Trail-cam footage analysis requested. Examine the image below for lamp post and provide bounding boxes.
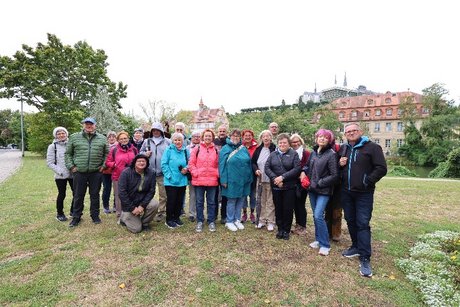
[20,91,24,157]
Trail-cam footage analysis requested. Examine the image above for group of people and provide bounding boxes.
[46,117,387,277]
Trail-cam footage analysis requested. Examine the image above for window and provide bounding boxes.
[374,138,380,144]
[339,112,345,119]
[385,98,392,104]
[385,122,392,132]
[422,107,430,114]
[364,109,370,117]
[367,99,374,105]
[351,110,357,117]
[385,139,391,148]
[397,108,403,116]
[397,122,403,132]
[386,108,393,116]
[397,139,403,147]
[375,109,382,116]
[374,123,380,132]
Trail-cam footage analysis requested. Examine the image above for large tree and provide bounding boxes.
[0,33,127,114]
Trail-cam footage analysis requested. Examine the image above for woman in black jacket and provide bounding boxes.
[265,133,301,240]
[305,129,339,255]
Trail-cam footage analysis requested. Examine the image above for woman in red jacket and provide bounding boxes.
[105,131,138,221]
[241,129,258,223]
[188,129,220,233]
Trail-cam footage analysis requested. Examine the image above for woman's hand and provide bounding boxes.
[255,170,262,177]
[273,175,283,186]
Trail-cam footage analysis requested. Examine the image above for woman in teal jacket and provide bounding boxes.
[218,129,253,232]
[161,133,190,229]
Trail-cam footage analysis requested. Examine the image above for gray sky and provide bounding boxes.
[1,0,458,117]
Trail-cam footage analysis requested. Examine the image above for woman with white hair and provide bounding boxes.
[161,132,190,228]
[46,126,73,221]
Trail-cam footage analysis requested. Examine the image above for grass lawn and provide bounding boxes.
[1,153,459,306]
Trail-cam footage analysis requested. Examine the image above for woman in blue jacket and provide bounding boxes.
[161,133,190,229]
[218,129,253,232]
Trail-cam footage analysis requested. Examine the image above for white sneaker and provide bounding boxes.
[267,223,275,231]
[309,241,319,249]
[319,247,331,256]
[256,222,265,229]
[234,220,245,230]
[225,222,238,232]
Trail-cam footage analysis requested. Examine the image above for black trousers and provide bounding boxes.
[214,186,227,221]
[55,178,74,215]
[165,186,186,222]
[294,188,308,227]
[72,171,102,219]
[272,188,296,233]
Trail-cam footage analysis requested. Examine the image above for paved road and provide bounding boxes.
[0,150,23,184]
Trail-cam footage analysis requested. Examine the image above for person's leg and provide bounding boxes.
[88,172,103,220]
[189,184,196,220]
[341,189,358,248]
[101,174,112,211]
[249,185,257,223]
[142,199,160,227]
[226,198,236,223]
[165,186,176,223]
[265,184,276,226]
[195,186,206,223]
[174,186,186,222]
[205,186,217,224]
[311,194,331,248]
[67,178,74,214]
[355,192,374,259]
[156,176,167,217]
[55,179,67,216]
[71,172,88,220]
[221,196,227,221]
[113,180,122,217]
[272,189,283,230]
[120,211,142,233]
[235,197,245,222]
[281,189,296,235]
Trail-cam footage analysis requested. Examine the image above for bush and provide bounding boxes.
[387,165,418,177]
[429,148,460,178]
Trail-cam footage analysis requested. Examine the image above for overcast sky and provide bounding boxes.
[1,0,458,117]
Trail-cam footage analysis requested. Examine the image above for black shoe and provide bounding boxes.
[92,216,102,224]
[282,231,290,240]
[56,214,68,222]
[342,246,360,258]
[188,216,196,222]
[165,220,178,229]
[175,219,184,227]
[220,218,227,225]
[276,230,283,239]
[69,218,80,227]
[142,225,152,232]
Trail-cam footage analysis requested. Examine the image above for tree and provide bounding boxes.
[88,87,122,134]
[140,99,176,123]
[0,34,127,114]
[0,109,22,147]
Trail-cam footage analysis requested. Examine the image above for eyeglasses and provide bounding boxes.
[192,135,200,138]
[269,126,278,129]
[176,129,183,132]
[345,129,360,134]
[291,141,300,144]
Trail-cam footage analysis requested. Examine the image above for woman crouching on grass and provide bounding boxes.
[161,132,190,229]
[305,129,339,256]
[265,133,301,240]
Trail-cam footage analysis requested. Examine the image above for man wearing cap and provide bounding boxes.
[65,117,109,227]
[140,122,171,221]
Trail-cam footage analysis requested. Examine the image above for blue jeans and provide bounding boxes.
[226,197,245,223]
[101,174,113,209]
[309,192,331,248]
[195,186,217,223]
[243,185,256,210]
[341,189,374,258]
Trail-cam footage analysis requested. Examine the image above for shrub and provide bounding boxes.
[387,165,418,177]
[429,148,460,178]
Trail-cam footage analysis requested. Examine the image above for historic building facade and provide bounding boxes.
[328,91,429,155]
[189,98,229,131]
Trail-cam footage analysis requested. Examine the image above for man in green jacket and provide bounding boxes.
[65,117,109,227]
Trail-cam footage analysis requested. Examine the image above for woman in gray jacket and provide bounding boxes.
[46,127,73,221]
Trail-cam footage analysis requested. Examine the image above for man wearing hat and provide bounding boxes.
[65,117,109,227]
[140,122,171,221]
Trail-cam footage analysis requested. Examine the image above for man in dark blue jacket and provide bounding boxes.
[339,123,387,278]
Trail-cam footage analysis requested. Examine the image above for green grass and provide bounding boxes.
[1,154,460,306]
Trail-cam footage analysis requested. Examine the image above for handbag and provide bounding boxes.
[183,150,192,181]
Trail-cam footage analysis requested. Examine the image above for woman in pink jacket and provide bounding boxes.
[188,129,219,233]
[105,131,138,220]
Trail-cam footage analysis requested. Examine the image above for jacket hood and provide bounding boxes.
[150,122,165,137]
[53,127,69,140]
[130,153,150,169]
[226,137,242,147]
[350,136,370,149]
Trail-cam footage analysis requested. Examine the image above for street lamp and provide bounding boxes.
[20,90,24,157]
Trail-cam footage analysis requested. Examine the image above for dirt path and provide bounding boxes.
[0,150,23,184]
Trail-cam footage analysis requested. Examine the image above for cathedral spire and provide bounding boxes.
[343,71,347,87]
[314,82,317,93]
[334,74,337,86]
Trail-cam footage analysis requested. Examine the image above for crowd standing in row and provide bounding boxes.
[46,118,386,278]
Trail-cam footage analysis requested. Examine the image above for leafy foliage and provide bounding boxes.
[88,87,122,134]
[387,166,418,177]
[429,148,460,178]
[0,109,22,147]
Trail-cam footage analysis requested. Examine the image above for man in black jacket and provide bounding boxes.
[339,123,387,278]
[119,154,159,233]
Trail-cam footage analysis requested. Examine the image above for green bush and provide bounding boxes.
[429,148,460,178]
[387,165,418,177]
